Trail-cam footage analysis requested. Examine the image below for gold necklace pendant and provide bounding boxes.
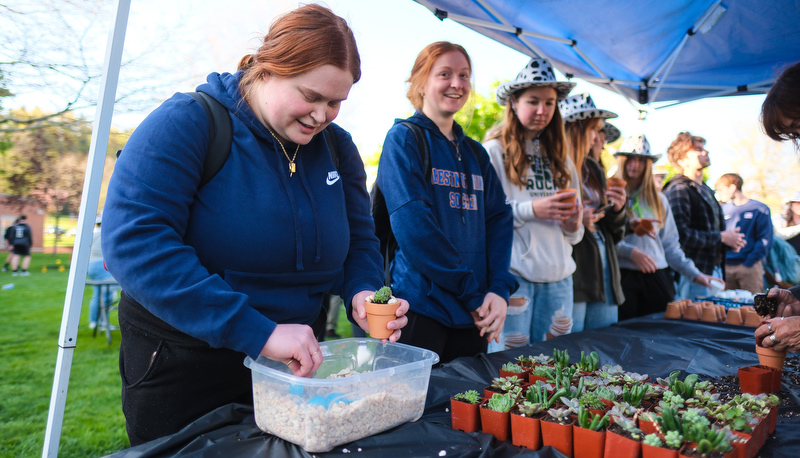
[267,128,300,177]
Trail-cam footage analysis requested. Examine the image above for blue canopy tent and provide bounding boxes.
[414,0,800,111]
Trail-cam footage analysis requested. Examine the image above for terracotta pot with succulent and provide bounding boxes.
[528,364,554,385]
[479,393,515,441]
[499,361,530,380]
[540,406,576,457]
[450,389,482,433]
[593,386,618,410]
[642,432,682,458]
[364,286,399,339]
[511,401,545,450]
[573,406,610,458]
[579,390,608,417]
[638,411,661,435]
[576,351,601,375]
[604,416,643,458]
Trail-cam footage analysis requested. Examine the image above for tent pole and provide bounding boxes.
[41,0,131,456]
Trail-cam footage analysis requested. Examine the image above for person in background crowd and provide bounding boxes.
[376,41,516,363]
[3,217,19,272]
[561,93,627,332]
[102,5,408,445]
[86,214,120,330]
[614,135,715,320]
[9,215,32,276]
[776,191,800,256]
[662,132,745,300]
[484,58,582,346]
[714,173,773,294]
[755,61,800,351]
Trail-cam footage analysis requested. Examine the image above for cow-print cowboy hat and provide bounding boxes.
[559,93,618,123]
[614,134,662,162]
[601,122,621,143]
[496,58,576,106]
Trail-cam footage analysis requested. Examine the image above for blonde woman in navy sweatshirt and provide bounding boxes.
[375,42,516,363]
[102,5,408,445]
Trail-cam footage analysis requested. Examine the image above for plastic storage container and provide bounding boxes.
[244,338,439,452]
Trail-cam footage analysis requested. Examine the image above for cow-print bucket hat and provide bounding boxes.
[613,134,662,162]
[559,93,618,122]
[496,58,576,106]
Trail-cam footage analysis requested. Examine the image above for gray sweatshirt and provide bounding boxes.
[616,191,701,281]
[484,137,584,283]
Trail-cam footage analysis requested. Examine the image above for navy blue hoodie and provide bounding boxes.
[102,72,383,358]
[376,112,517,328]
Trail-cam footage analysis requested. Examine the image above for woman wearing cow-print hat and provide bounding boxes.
[484,57,584,347]
[561,93,628,333]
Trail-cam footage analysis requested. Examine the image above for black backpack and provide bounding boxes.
[117,91,340,188]
[370,121,484,286]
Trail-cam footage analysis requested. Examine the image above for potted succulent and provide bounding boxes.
[579,390,607,417]
[364,286,399,339]
[604,415,643,458]
[484,375,525,400]
[450,389,482,433]
[540,406,576,457]
[593,385,619,409]
[642,432,682,458]
[510,401,545,450]
[499,361,530,379]
[529,364,554,384]
[679,424,732,458]
[576,350,601,373]
[479,393,514,441]
[553,348,570,367]
[573,406,609,458]
[638,410,661,435]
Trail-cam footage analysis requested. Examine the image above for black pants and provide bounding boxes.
[618,268,676,321]
[397,310,486,364]
[118,292,325,445]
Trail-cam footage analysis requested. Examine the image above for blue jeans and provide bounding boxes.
[87,260,118,324]
[676,265,723,301]
[488,274,574,352]
[573,231,619,332]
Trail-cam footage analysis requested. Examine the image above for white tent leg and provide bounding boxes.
[42,0,131,456]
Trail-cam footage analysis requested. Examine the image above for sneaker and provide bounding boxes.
[1,266,7,272]
[20,271,30,276]
[12,271,19,276]
[97,324,118,331]
[89,322,97,330]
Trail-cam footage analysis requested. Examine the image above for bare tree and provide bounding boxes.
[0,0,186,133]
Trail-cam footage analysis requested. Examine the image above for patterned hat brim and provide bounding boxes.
[602,123,621,143]
[613,151,663,162]
[496,81,577,106]
[563,108,618,122]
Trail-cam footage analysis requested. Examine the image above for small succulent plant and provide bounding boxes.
[516,401,544,417]
[501,362,524,373]
[486,393,515,413]
[643,433,663,447]
[371,286,393,304]
[546,407,574,424]
[453,389,481,405]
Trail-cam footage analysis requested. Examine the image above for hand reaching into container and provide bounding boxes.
[261,324,324,377]
[351,289,409,343]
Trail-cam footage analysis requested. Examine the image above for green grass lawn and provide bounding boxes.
[0,251,356,457]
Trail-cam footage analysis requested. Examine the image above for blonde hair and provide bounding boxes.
[565,118,603,198]
[485,89,571,190]
[617,155,665,222]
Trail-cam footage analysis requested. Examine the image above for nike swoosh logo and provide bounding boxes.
[326,175,340,185]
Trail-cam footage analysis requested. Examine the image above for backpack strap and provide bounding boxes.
[398,121,431,179]
[186,91,232,188]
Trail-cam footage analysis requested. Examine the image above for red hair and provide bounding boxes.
[237,4,360,97]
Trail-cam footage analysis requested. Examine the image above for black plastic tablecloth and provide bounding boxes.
[106,315,800,457]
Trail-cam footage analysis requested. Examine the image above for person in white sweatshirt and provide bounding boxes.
[483,58,583,347]
[613,135,716,319]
